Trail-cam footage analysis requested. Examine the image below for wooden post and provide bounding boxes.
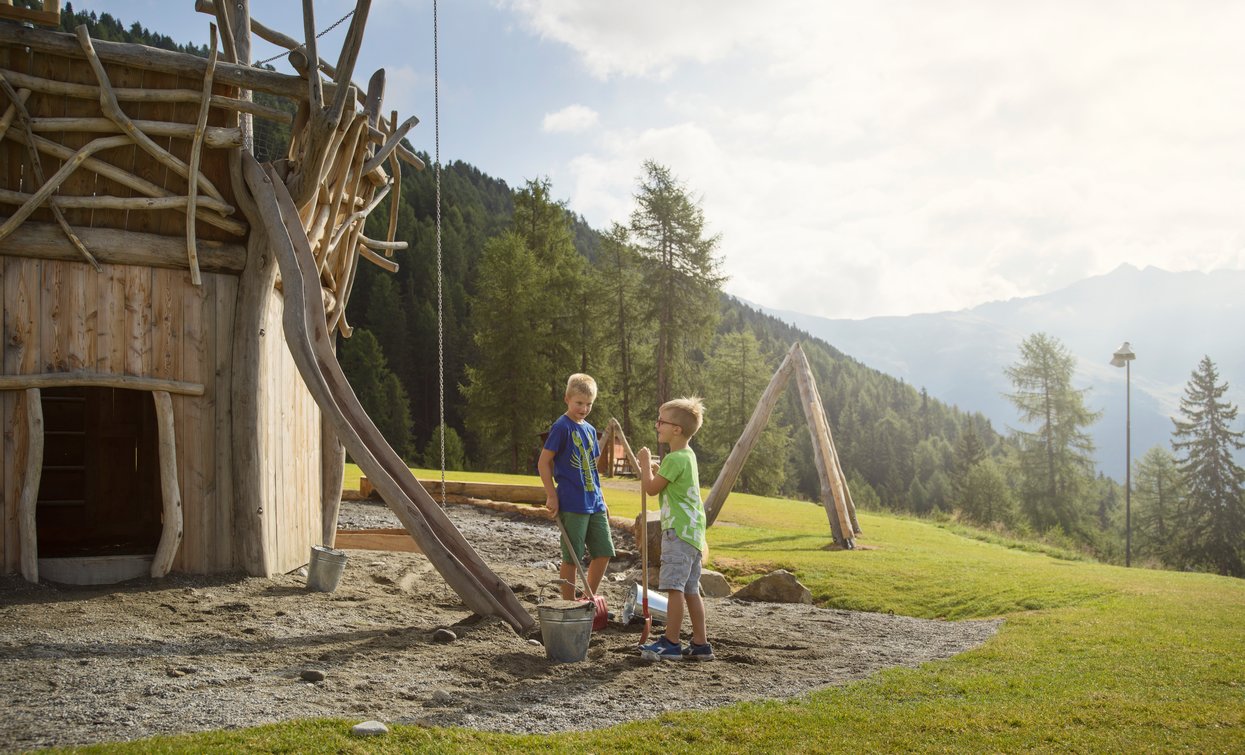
[17,389,43,583]
[230,0,253,151]
[150,391,184,577]
[229,146,276,577]
[703,343,798,527]
[321,413,345,547]
[792,343,856,547]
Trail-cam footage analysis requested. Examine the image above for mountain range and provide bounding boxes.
[758,264,1245,480]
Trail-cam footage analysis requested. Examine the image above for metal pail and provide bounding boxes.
[620,582,668,625]
[306,545,349,592]
[538,599,595,662]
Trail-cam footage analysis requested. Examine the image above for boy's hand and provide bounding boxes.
[638,447,650,466]
[545,494,559,514]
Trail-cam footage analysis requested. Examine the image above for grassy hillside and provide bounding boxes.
[91,469,1244,752]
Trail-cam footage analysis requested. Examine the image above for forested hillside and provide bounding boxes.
[69,6,1245,579]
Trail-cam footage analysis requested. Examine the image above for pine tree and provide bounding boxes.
[339,329,413,460]
[591,223,650,441]
[1170,356,1245,576]
[1005,333,1100,535]
[1131,446,1184,564]
[461,233,547,473]
[700,330,789,495]
[629,161,725,408]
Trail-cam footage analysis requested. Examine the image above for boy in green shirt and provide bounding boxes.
[638,396,713,661]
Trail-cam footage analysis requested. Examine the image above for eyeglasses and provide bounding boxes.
[655,418,679,428]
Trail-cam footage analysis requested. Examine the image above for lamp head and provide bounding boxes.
[1110,342,1135,368]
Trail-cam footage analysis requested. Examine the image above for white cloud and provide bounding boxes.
[542,104,599,133]
[510,1,1245,317]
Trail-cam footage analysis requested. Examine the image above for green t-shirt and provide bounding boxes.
[657,447,707,552]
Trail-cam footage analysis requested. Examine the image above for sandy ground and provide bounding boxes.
[0,499,1000,751]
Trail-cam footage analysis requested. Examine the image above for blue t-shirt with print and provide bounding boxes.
[543,414,605,514]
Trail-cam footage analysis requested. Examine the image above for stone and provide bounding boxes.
[698,569,732,598]
[300,669,327,682]
[730,569,813,604]
[431,689,454,705]
[432,628,457,643]
[351,720,388,737]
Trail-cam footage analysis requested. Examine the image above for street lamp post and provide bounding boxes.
[1110,342,1136,567]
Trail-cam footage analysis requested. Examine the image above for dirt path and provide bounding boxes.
[0,501,999,750]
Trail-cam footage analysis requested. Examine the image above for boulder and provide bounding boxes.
[698,569,732,598]
[730,569,812,604]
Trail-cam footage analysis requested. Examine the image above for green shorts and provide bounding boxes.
[558,511,616,564]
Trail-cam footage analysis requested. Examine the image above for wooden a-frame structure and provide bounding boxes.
[598,342,860,548]
[703,342,860,548]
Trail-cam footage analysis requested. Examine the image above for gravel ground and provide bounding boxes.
[0,500,1000,751]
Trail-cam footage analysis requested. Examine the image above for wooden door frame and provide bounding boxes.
[3,372,202,582]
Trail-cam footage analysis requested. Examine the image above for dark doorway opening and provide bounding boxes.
[36,387,162,558]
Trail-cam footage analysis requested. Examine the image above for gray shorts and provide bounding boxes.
[657,529,702,595]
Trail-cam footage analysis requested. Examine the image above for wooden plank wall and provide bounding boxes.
[259,289,323,574]
[0,256,248,575]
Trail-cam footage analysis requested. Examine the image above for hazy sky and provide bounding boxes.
[77,0,1245,319]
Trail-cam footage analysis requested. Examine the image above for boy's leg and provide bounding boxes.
[587,557,609,595]
[583,511,616,595]
[664,588,685,644]
[685,592,707,646]
[558,512,590,600]
[558,563,578,600]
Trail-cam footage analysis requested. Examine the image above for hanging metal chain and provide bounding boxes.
[434,0,447,507]
[254,8,356,67]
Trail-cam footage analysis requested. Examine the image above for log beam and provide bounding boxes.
[17,389,43,583]
[150,391,184,577]
[0,222,246,274]
[0,372,205,396]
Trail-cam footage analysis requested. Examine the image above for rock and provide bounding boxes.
[432,628,457,643]
[730,569,812,604]
[300,669,327,682]
[431,689,454,705]
[351,720,388,737]
[527,638,542,647]
[699,569,732,598]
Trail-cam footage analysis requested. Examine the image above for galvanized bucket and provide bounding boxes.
[620,582,668,626]
[538,593,594,663]
[306,545,349,592]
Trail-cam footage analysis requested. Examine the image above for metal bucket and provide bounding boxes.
[538,598,595,663]
[620,582,668,626]
[306,545,349,592]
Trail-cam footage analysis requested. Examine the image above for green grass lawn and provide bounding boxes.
[70,468,1245,753]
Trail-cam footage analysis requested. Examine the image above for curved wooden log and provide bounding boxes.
[27,118,242,147]
[0,372,204,396]
[0,85,30,142]
[6,128,245,234]
[0,134,131,246]
[77,26,226,204]
[0,68,292,124]
[0,72,99,270]
[362,114,418,176]
[150,391,184,577]
[18,389,44,583]
[185,24,220,286]
[704,343,798,527]
[243,155,534,633]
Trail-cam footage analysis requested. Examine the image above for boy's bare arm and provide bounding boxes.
[537,449,559,513]
[637,447,669,496]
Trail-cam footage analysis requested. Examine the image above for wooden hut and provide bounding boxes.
[0,2,533,632]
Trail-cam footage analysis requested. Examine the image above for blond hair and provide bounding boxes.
[565,373,598,400]
[661,396,705,438]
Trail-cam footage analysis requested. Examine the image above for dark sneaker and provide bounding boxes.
[639,636,682,661]
[682,642,715,661]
